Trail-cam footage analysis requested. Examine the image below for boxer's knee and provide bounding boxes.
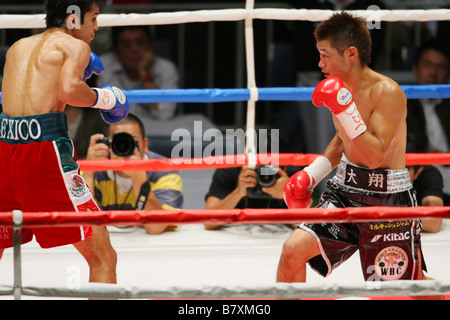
[280,228,318,268]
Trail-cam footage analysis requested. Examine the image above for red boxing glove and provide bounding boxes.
[312,77,366,139]
[283,170,313,209]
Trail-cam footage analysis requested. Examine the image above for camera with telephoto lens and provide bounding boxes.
[96,132,138,157]
[255,165,280,187]
[247,165,280,199]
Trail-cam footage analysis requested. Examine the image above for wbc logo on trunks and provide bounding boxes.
[375,246,408,281]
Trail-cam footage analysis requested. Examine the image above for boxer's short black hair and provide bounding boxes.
[45,0,102,29]
[315,11,372,66]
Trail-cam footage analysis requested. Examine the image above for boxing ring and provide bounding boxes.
[2,2,450,300]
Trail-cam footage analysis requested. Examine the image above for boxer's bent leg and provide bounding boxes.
[278,190,360,281]
[9,137,117,283]
[73,224,117,284]
[50,138,117,283]
[277,228,321,282]
[56,140,117,283]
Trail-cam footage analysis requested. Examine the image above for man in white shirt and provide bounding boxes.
[97,25,216,141]
[97,26,179,131]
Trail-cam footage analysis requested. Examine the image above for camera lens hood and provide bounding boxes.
[111,132,137,157]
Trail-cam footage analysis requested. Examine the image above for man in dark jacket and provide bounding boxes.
[406,39,450,205]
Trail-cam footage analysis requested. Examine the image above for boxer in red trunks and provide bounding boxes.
[277,12,430,283]
[0,0,129,284]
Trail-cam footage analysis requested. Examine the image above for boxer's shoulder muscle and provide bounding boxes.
[369,73,406,109]
[2,31,90,116]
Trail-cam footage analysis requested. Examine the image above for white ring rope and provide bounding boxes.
[1,9,450,29]
[1,280,449,299]
[244,0,257,157]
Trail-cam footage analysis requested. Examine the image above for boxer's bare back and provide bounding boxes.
[1,4,99,117]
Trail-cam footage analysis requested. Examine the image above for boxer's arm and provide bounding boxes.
[57,42,97,107]
[351,82,406,168]
[323,134,345,169]
[283,134,341,209]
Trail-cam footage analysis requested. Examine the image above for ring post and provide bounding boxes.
[12,210,23,300]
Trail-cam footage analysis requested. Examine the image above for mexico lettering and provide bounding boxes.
[0,118,42,141]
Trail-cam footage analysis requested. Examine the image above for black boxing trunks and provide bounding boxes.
[0,112,97,249]
[297,155,425,281]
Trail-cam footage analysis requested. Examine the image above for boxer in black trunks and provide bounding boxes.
[300,156,424,281]
[277,12,429,283]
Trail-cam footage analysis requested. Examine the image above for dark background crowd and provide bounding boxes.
[1,0,449,131]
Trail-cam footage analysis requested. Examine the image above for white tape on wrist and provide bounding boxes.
[336,102,367,139]
[91,88,116,110]
[303,156,332,190]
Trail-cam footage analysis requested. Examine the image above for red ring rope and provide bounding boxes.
[1,206,449,228]
[78,153,450,171]
[2,152,448,228]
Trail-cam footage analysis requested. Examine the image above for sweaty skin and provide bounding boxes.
[277,37,416,284]
[317,39,407,171]
[1,6,99,116]
[0,3,118,284]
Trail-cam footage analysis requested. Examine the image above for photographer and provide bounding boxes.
[83,114,183,235]
[203,165,299,230]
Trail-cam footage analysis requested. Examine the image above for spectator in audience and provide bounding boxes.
[406,38,450,205]
[409,164,444,233]
[407,137,444,233]
[97,26,179,134]
[203,165,301,230]
[84,113,183,235]
[97,25,217,141]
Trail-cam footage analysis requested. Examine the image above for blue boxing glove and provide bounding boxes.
[91,86,129,124]
[83,52,104,81]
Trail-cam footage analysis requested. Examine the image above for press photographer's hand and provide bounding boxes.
[237,166,257,198]
[261,168,289,199]
[86,133,110,160]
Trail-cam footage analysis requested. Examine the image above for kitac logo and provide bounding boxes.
[370,231,410,243]
[375,246,408,281]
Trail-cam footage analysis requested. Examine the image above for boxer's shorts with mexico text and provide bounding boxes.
[0,112,96,249]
